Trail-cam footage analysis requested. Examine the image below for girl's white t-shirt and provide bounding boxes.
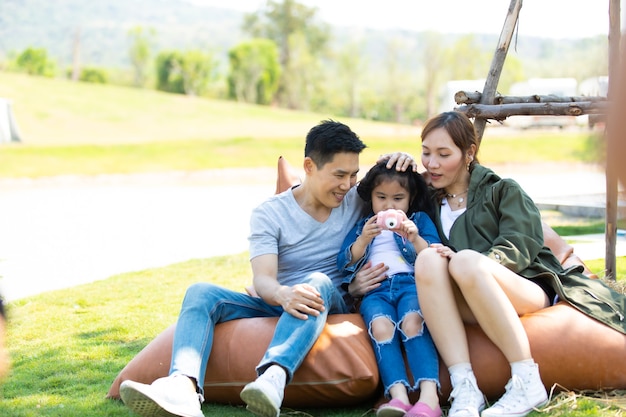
[368,230,413,276]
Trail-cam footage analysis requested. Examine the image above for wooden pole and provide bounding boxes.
[474,0,523,143]
[605,0,621,279]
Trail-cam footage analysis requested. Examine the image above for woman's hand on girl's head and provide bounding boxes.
[378,152,418,172]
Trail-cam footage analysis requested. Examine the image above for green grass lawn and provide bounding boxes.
[0,254,378,417]
[1,251,624,417]
[0,130,601,179]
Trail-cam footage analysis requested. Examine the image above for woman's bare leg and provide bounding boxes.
[414,247,469,367]
[447,249,549,362]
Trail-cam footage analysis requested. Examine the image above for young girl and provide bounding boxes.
[338,159,442,417]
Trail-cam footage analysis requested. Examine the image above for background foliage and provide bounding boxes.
[0,0,608,123]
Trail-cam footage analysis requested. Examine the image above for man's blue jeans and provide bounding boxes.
[358,273,439,397]
[169,272,350,395]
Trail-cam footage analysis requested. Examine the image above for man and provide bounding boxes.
[119,120,413,417]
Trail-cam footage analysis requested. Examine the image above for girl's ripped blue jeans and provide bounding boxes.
[168,272,349,396]
[359,272,439,397]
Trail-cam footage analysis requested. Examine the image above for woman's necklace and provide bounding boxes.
[446,189,468,208]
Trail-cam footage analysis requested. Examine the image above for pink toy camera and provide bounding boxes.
[376,209,407,230]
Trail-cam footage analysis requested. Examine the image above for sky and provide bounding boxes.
[185,0,624,39]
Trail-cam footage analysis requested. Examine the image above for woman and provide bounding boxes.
[413,111,626,417]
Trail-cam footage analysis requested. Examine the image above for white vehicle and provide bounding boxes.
[578,76,609,97]
[578,76,609,128]
[505,78,581,129]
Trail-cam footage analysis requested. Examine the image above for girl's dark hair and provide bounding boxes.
[357,159,434,218]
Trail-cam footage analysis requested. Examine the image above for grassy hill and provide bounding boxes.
[0,71,420,177]
[1,72,423,145]
[0,71,600,178]
[0,72,424,176]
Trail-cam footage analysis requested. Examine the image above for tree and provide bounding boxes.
[383,38,415,124]
[228,39,281,105]
[156,51,185,94]
[15,47,55,77]
[243,0,329,109]
[79,67,108,84]
[128,26,156,88]
[155,50,218,96]
[443,35,492,81]
[336,40,367,118]
[179,50,218,96]
[421,32,445,118]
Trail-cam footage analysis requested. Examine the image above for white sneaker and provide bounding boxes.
[119,375,204,417]
[481,371,548,417]
[448,374,486,417]
[240,373,284,417]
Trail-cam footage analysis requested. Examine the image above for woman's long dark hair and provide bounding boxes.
[357,159,435,220]
[421,111,480,204]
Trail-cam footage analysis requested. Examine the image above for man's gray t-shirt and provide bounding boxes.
[249,186,365,295]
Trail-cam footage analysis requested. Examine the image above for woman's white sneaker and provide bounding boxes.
[481,371,548,417]
[448,374,486,417]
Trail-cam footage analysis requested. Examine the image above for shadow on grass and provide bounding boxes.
[0,324,156,416]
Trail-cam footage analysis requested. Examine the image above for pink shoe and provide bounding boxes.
[376,398,413,417]
[405,402,442,417]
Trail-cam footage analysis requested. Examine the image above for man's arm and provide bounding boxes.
[251,254,326,320]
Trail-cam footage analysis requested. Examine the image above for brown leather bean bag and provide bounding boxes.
[433,301,626,402]
[108,156,626,407]
[107,314,380,407]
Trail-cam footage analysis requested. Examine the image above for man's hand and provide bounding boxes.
[348,261,388,299]
[276,283,325,320]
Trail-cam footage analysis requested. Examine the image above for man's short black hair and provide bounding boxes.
[305,120,366,168]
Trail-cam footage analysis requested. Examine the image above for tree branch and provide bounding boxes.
[455,90,608,105]
[457,101,609,120]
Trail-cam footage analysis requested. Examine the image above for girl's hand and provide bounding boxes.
[359,215,381,245]
[430,243,455,258]
[398,219,418,243]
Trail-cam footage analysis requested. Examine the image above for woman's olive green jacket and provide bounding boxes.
[432,164,625,334]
